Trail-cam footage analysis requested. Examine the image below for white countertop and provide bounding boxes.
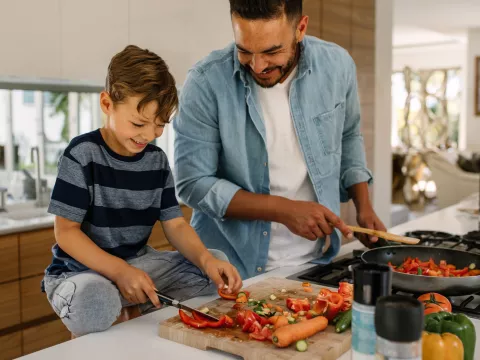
[0,202,53,236]
[17,197,480,360]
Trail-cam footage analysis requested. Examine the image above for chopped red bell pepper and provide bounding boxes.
[179,309,208,328]
[317,288,344,321]
[338,282,353,311]
[261,326,273,341]
[241,311,258,332]
[224,315,234,328]
[286,298,311,313]
[248,320,262,334]
[218,288,250,301]
[249,327,266,341]
[450,267,469,276]
[192,312,228,328]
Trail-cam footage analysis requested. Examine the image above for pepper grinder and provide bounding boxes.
[351,263,392,360]
[375,295,424,359]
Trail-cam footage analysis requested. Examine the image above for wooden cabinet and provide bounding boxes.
[0,331,22,360]
[0,281,21,330]
[0,234,19,283]
[21,275,55,322]
[19,228,56,278]
[22,319,71,356]
[0,204,193,357]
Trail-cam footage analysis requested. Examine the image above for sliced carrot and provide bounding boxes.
[302,282,311,287]
[272,316,328,348]
[266,303,273,309]
[292,313,299,319]
[303,287,313,293]
[269,315,289,329]
[275,306,283,313]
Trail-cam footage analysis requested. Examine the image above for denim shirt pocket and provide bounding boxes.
[312,102,345,156]
[309,102,345,177]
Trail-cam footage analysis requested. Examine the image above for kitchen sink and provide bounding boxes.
[1,207,51,221]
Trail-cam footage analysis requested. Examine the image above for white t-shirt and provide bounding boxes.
[255,67,324,271]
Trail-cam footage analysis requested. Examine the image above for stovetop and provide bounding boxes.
[287,230,480,319]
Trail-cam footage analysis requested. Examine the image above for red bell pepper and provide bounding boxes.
[286,298,311,313]
[338,282,353,311]
[192,312,232,328]
[248,325,273,341]
[179,309,208,328]
[218,288,250,301]
[450,267,469,277]
[181,310,234,329]
[316,288,344,321]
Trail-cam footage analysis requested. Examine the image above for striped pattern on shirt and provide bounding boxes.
[45,129,182,276]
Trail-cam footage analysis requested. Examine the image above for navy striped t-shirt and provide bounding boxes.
[45,129,183,276]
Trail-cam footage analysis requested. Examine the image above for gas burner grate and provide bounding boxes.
[463,231,480,245]
[404,230,457,243]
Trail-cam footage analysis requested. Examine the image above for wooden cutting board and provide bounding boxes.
[158,277,351,360]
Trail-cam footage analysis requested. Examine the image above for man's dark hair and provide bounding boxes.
[229,0,302,21]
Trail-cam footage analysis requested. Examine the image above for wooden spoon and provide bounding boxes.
[347,225,420,245]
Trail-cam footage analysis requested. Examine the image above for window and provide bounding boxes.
[22,91,35,105]
[0,90,7,170]
[0,86,103,202]
[391,67,461,149]
[0,84,177,203]
[44,91,69,175]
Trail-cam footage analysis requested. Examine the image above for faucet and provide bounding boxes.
[31,147,49,207]
[0,187,7,212]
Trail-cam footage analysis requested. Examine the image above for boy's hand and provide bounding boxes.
[201,256,243,294]
[112,264,161,308]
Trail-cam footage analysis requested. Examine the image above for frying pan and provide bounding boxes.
[361,246,480,296]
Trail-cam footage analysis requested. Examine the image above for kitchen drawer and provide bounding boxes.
[23,319,70,356]
[0,331,22,360]
[0,234,19,283]
[21,275,54,322]
[0,281,21,330]
[19,228,55,278]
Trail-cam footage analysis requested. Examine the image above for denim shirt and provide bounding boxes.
[173,35,373,279]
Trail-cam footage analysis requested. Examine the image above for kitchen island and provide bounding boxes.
[17,197,480,360]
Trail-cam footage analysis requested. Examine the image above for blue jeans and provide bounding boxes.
[43,246,228,336]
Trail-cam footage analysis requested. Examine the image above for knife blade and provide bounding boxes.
[155,291,220,322]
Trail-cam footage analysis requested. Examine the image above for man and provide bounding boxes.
[173,0,386,279]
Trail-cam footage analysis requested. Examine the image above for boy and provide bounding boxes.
[42,45,242,337]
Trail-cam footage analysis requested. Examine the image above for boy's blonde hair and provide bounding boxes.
[106,45,178,123]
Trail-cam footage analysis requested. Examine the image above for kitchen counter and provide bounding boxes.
[0,202,53,236]
[17,197,480,360]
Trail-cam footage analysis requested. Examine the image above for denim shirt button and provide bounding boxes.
[257,267,263,272]
[263,231,268,236]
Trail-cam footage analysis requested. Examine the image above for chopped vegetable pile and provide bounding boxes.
[177,281,355,351]
[388,257,480,277]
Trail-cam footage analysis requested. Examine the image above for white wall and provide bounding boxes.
[393,43,466,71]
[374,0,393,228]
[465,28,480,152]
[0,0,233,86]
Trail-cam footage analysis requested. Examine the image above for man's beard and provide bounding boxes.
[245,42,299,89]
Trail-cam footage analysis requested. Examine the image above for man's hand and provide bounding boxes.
[355,207,387,248]
[280,200,353,241]
[111,263,161,308]
[200,255,243,294]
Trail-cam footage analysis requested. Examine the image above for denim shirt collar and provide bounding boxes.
[232,38,312,85]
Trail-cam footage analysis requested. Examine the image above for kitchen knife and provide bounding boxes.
[155,291,220,322]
